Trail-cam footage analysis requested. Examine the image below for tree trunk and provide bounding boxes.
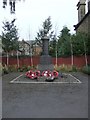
[71,43,73,66]
[17,50,19,68]
[55,45,57,67]
[6,52,9,66]
[30,48,33,66]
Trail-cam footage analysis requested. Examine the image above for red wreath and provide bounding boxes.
[35,70,41,78]
[42,70,52,77]
[25,70,32,78]
[29,71,36,79]
[25,70,36,79]
[25,70,59,79]
[52,70,59,78]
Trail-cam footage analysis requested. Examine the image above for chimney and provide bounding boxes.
[88,0,90,11]
[77,0,86,22]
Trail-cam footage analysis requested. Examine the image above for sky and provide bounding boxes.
[0,0,88,40]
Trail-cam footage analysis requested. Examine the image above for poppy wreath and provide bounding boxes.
[42,70,52,77]
[35,70,41,78]
[26,70,36,79]
[25,70,32,78]
[52,70,59,78]
[29,71,36,79]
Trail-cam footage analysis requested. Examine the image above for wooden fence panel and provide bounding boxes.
[1,55,90,67]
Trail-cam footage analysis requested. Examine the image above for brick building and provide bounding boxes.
[0,39,2,57]
[19,40,42,56]
[74,0,90,34]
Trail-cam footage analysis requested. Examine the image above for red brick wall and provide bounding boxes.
[1,55,90,68]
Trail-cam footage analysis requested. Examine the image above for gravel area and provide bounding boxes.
[10,72,81,83]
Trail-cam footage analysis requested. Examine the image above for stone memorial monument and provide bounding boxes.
[38,29,54,71]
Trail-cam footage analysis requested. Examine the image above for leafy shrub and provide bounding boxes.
[17,67,23,72]
[0,63,2,71]
[54,64,78,72]
[0,63,3,75]
[72,65,77,72]
[32,65,37,69]
[82,65,90,75]
[8,65,18,72]
[17,65,37,72]
[22,65,28,71]
[2,64,9,74]
[59,64,67,71]
[27,66,32,71]
[17,66,27,72]
[64,65,72,72]
[54,64,61,72]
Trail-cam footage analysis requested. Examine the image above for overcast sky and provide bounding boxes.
[0,0,88,40]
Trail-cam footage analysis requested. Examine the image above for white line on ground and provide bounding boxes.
[10,74,24,83]
[10,81,81,84]
[69,74,82,83]
[10,73,82,84]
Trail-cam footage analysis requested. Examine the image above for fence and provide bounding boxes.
[1,55,90,68]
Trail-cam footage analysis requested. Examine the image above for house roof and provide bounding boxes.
[74,10,90,30]
[26,40,35,45]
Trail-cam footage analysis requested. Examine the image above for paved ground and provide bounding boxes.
[2,72,88,118]
[0,76,2,119]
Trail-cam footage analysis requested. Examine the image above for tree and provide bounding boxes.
[49,35,57,57]
[35,16,54,47]
[1,19,19,65]
[57,26,71,57]
[71,32,89,66]
[71,32,88,55]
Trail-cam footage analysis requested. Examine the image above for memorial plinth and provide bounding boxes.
[38,32,54,71]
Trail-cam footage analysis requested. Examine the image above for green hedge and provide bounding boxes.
[82,65,90,75]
